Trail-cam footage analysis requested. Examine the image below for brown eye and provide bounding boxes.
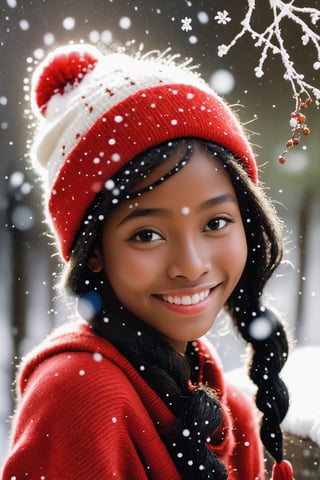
[204,217,231,232]
[131,229,162,243]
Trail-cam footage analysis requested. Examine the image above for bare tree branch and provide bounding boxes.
[217,1,319,162]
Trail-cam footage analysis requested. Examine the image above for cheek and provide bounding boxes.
[104,247,163,294]
[217,227,247,279]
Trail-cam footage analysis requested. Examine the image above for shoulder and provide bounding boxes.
[13,348,150,452]
[18,321,127,391]
[16,320,174,430]
[6,334,173,480]
[16,320,145,413]
[31,349,130,388]
[22,344,141,410]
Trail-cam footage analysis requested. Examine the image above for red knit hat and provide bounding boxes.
[31,44,257,261]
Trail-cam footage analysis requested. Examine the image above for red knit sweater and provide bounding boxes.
[1,320,265,479]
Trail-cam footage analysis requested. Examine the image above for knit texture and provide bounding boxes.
[1,321,265,479]
[30,45,258,260]
[272,460,294,480]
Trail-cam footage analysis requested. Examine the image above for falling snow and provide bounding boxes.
[93,352,103,362]
[188,35,198,45]
[62,17,76,31]
[44,32,55,45]
[214,10,231,26]
[248,316,273,341]
[209,69,235,95]
[1,1,320,474]
[181,206,190,215]
[19,19,30,31]
[119,16,132,30]
[181,17,192,32]
[197,11,209,25]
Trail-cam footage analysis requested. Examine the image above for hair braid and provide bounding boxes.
[92,306,228,479]
[230,304,289,464]
[212,148,290,465]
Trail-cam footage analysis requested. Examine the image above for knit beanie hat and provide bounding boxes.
[30,43,258,261]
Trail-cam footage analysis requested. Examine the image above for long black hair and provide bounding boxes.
[64,138,289,478]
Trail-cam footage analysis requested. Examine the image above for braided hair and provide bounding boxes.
[64,138,289,477]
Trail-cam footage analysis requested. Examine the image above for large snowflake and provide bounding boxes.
[214,10,231,25]
[181,17,192,32]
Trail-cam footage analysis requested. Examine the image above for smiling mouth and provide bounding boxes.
[159,289,212,306]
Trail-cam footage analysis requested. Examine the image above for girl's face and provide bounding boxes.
[90,144,247,352]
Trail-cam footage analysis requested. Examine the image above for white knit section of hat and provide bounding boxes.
[31,53,213,191]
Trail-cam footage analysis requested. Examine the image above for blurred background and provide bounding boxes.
[0,0,319,473]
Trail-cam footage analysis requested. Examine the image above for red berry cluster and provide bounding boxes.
[278,94,313,164]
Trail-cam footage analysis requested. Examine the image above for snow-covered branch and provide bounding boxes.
[217,0,320,162]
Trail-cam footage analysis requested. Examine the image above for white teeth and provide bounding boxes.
[162,290,210,305]
[192,294,200,304]
[182,296,192,305]
[173,296,181,305]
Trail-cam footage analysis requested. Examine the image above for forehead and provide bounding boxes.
[109,144,236,216]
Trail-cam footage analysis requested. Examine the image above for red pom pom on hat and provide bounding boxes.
[272,460,294,480]
[34,46,100,116]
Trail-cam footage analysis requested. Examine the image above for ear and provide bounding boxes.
[87,247,103,273]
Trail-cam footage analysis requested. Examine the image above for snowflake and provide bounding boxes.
[181,17,192,32]
[214,10,231,26]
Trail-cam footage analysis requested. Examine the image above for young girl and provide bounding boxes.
[1,44,294,479]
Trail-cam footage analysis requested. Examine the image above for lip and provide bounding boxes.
[154,284,220,315]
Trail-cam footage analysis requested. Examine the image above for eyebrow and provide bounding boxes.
[118,193,236,226]
[199,193,236,211]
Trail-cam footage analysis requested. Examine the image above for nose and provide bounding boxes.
[167,236,211,281]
